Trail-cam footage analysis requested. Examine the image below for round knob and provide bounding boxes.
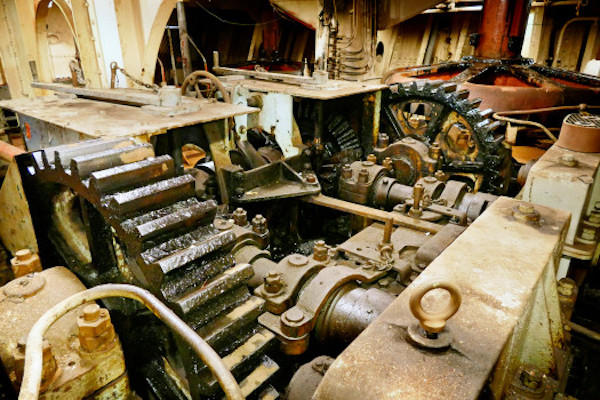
[409,280,462,334]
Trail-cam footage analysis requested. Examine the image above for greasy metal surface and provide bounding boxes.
[314,197,569,400]
[0,96,257,140]
[0,158,38,254]
[0,267,128,399]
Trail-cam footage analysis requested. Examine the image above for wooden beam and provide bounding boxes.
[71,0,104,87]
[114,0,145,81]
[140,0,177,85]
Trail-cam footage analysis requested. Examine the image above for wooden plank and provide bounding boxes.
[71,0,104,87]
[233,78,386,100]
[581,22,600,73]
[0,96,257,140]
[417,15,434,65]
[0,159,38,254]
[114,0,145,80]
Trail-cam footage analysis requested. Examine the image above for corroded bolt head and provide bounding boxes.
[377,133,389,148]
[252,215,267,234]
[264,271,284,293]
[341,164,353,179]
[284,308,304,323]
[305,173,317,184]
[557,278,576,297]
[434,170,446,181]
[15,249,32,261]
[429,142,441,159]
[383,157,393,170]
[313,240,328,261]
[358,168,369,183]
[83,304,101,322]
[232,208,248,226]
[520,366,543,390]
[518,203,535,215]
[559,153,576,167]
[214,218,234,231]
[366,154,377,163]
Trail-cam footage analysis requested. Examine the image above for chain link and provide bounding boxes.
[110,62,160,91]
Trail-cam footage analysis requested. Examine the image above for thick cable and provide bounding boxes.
[19,284,243,400]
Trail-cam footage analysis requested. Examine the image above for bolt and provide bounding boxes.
[383,157,393,171]
[557,278,576,297]
[252,215,268,235]
[581,227,595,241]
[288,254,308,266]
[313,240,329,261]
[305,173,317,184]
[341,164,353,179]
[232,208,248,226]
[15,337,57,385]
[434,170,446,181]
[358,168,369,183]
[424,176,437,184]
[83,304,101,322]
[429,142,441,159]
[10,249,42,278]
[366,154,377,163]
[377,133,389,148]
[15,249,31,261]
[284,308,304,323]
[264,271,284,294]
[383,216,394,244]
[413,184,424,209]
[518,203,535,215]
[520,365,543,391]
[214,218,234,230]
[559,153,577,167]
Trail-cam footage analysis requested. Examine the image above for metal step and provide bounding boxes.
[107,175,196,216]
[71,143,154,177]
[52,138,135,167]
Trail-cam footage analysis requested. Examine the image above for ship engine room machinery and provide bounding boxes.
[0,0,599,399]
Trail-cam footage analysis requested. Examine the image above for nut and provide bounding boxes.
[14,337,58,386]
[341,164,353,179]
[214,218,234,231]
[288,254,308,267]
[382,157,393,171]
[519,365,543,390]
[10,249,42,278]
[559,153,577,167]
[513,203,540,222]
[264,271,284,294]
[78,305,116,352]
[305,173,318,184]
[313,240,329,262]
[232,208,248,226]
[429,142,441,159]
[358,168,369,183]
[284,308,304,323]
[580,227,596,241]
[366,154,377,163]
[557,278,576,297]
[252,215,268,235]
[377,133,389,148]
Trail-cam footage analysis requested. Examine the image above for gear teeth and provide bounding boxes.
[140,224,236,275]
[440,82,458,93]
[479,108,494,119]
[107,174,196,216]
[90,155,175,195]
[123,199,217,242]
[454,89,470,100]
[53,138,135,167]
[71,143,154,178]
[468,98,482,109]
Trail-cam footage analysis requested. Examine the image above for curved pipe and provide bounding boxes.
[553,17,599,68]
[19,284,243,400]
[181,70,231,103]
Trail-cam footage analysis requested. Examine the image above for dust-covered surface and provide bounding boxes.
[314,197,570,400]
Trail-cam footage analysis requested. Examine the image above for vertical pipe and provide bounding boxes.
[474,0,532,59]
[177,1,192,79]
[167,28,179,86]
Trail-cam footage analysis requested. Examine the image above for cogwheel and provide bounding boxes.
[382,80,511,194]
[21,139,278,399]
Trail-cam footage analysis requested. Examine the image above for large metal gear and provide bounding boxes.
[382,81,512,194]
[20,139,279,399]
